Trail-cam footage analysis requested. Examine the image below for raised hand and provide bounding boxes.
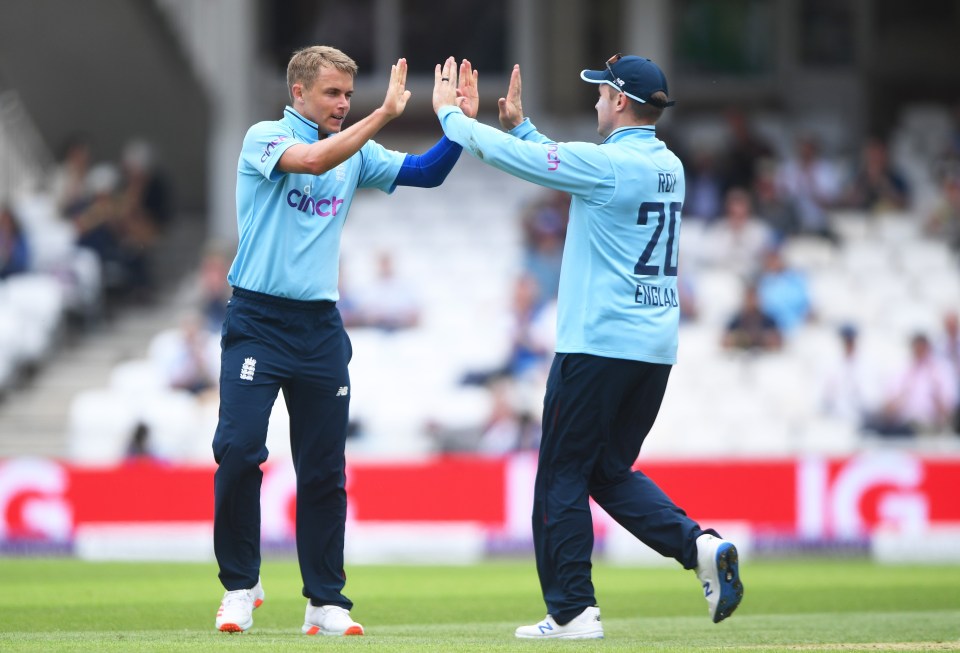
[382,58,412,119]
[498,64,524,130]
[432,56,459,114]
[456,59,480,118]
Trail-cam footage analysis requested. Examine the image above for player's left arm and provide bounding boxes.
[393,137,462,188]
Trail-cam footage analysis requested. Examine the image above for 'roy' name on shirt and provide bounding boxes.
[657,172,677,193]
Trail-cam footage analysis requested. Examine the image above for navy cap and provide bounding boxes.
[580,54,675,107]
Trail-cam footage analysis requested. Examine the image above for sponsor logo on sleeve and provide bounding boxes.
[546,144,560,171]
[260,136,290,162]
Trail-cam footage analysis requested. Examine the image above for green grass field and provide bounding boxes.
[1,557,958,652]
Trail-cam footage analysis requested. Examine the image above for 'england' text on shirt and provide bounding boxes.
[635,283,679,307]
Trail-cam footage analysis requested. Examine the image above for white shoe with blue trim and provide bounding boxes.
[514,606,603,639]
[695,533,743,623]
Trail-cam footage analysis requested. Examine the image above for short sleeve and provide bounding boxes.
[239,121,299,182]
[357,140,405,192]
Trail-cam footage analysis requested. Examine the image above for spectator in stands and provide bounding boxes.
[425,377,541,455]
[721,282,783,352]
[352,250,421,332]
[842,135,910,213]
[104,139,173,302]
[683,148,725,222]
[777,134,843,243]
[698,187,774,279]
[864,332,958,437]
[719,108,774,195]
[158,312,219,399]
[124,421,161,464]
[755,245,812,335]
[935,310,960,434]
[752,157,798,240]
[71,163,152,303]
[818,324,881,429]
[71,163,124,269]
[335,258,364,329]
[0,204,30,278]
[49,133,93,219]
[942,100,960,169]
[677,264,699,324]
[923,168,960,254]
[118,138,173,244]
[462,274,553,386]
[196,243,232,333]
[521,190,567,302]
[476,378,541,455]
[500,274,553,381]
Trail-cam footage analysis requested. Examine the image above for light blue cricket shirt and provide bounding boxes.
[438,107,685,364]
[229,106,404,301]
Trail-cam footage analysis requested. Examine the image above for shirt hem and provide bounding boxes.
[555,346,676,365]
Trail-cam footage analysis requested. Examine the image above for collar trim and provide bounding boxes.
[603,125,655,144]
[284,106,326,140]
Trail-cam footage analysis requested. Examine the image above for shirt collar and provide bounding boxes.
[602,125,656,144]
[282,106,328,143]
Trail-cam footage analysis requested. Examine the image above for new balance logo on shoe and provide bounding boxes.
[515,607,603,639]
[695,533,743,624]
[336,386,349,397]
[240,357,257,381]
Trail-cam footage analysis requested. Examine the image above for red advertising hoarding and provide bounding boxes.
[1,452,958,552]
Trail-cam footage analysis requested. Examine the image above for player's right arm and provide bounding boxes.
[433,59,610,198]
[438,106,612,199]
[278,59,412,176]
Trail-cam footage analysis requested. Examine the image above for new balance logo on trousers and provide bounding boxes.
[336,386,349,397]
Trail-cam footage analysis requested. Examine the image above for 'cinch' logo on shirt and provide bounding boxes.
[260,136,289,162]
[546,143,560,171]
[286,189,343,217]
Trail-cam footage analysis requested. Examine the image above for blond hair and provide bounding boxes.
[286,46,358,102]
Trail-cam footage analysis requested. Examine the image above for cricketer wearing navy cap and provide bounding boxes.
[433,53,742,639]
[580,53,676,108]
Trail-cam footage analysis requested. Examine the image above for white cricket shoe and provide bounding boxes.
[215,579,265,633]
[695,533,743,623]
[514,606,603,639]
[302,603,364,636]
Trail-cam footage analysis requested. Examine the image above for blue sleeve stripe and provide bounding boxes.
[394,136,462,188]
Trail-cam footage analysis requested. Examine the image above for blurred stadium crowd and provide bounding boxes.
[1,95,959,465]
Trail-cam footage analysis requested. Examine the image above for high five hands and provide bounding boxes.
[382,58,412,119]
[433,58,524,131]
[432,57,479,119]
[497,64,524,130]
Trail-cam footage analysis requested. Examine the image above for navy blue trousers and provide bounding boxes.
[534,353,706,624]
[213,288,353,608]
